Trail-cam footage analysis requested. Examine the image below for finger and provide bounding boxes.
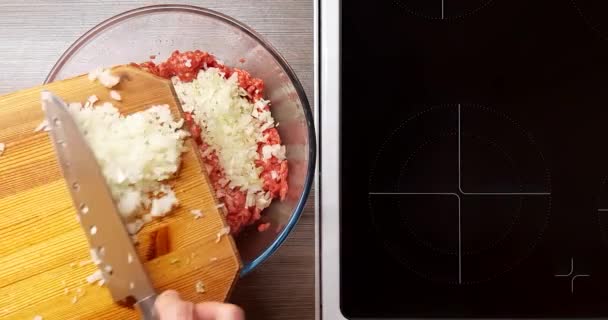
[155,290,195,320]
[194,302,245,320]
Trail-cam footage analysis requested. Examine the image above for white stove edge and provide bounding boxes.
[319,0,346,319]
[314,0,321,318]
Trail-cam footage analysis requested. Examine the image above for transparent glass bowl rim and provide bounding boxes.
[44,4,317,277]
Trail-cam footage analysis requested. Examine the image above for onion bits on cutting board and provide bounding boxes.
[0,65,241,320]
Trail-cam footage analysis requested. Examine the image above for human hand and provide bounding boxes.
[155,290,245,320]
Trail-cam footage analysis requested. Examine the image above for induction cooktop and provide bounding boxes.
[335,0,608,318]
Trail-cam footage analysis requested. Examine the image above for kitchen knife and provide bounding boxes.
[41,91,158,320]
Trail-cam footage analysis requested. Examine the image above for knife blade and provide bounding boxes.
[41,91,158,319]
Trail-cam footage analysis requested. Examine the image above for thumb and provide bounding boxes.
[194,302,245,320]
[155,290,195,320]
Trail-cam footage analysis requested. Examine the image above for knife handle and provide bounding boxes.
[136,294,159,320]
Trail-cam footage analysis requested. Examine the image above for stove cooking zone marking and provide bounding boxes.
[370,104,551,285]
[457,105,550,196]
[371,192,464,283]
[393,0,494,20]
[369,192,462,283]
[554,257,590,294]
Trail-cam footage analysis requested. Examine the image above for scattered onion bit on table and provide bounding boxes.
[0,143,4,157]
[195,280,206,294]
[33,315,43,320]
[190,209,203,219]
[215,226,231,243]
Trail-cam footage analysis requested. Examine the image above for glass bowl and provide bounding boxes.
[45,4,316,276]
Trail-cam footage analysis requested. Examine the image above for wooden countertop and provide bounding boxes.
[0,1,315,319]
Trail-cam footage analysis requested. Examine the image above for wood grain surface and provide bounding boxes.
[0,1,315,320]
[0,65,241,319]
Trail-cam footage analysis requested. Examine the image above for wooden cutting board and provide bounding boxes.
[0,65,241,319]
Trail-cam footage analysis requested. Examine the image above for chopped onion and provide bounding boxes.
[190,209,203,219]
[255,192,272,210]
[86,270,104,284]
[215,226,231,243]
[117,190,141,217]
[88,67,120,88]
[173,68,278,209]
[85,94,99,108]
[89,248,102,265]
[34,120,49,133]
[261,144,286,161]
[195,280,205,293]
[110,90,122,101]
[126,219,144,235]
[150,188,178,217]
[66,102,186,225]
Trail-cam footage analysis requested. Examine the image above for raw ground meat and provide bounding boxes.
[138,50,288,233]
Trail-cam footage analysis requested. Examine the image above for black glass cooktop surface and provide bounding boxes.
[340,0,608,318]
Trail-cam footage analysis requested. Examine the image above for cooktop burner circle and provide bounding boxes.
[368,104,552,285]
[393,0,494,20]
[396,132,525,257]
[571,0,608,41]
